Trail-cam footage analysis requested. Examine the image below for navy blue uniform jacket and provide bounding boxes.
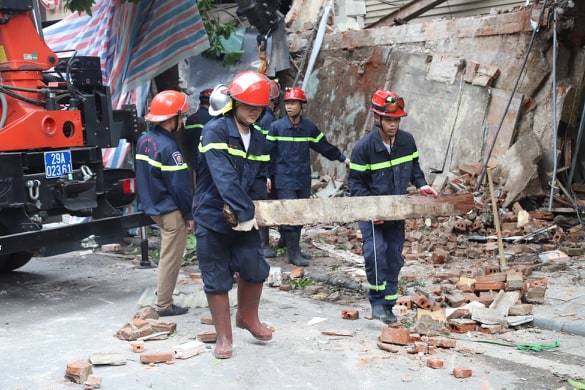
[194,116,270,234]
[136,125,193,220]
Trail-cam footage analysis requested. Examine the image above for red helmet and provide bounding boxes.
[145,90,189,122]
[269,79,280,101]
[199,88,213,101]
[283,86,307,103]
[228,70,271,107]
[371,90,407,118]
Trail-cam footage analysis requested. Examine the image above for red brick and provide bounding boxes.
[409,333,421,342]
[84,374,101,390]
[290,267,305,279]
[200,315,214,325]
[453,367,473,378]
[397,296,412,309]
[474,281,505,291]
[101,243,121,252]
[377,341,400,353]
[147,319,176,334]
[132,318,149,328]
[65,360,93,384]
[130,341,145,353]
[380,326,411,346]
[400,275,417,282]
[140,351,174,364]
[133,306,159,321]
[341,309,359,320]
[197,330,217,343]
[427,358,444,369]
[279,284,291,292]
[432,249,449,264]
[449,319,477,333]
[478,324,506,334]
[415,341,429,354]
[413,294,432,310]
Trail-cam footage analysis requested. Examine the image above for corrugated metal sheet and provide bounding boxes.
[365,0,531,26]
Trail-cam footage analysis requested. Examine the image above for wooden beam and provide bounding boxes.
[368,0,448,29]
[324,9,532,51]
[254,194,473,226]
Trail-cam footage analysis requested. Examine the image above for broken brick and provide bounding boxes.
[505,270,524,291]
[377,341,400,353]
[453,367,473,379]
[397,296,412,309]
[427,337,456,349]
[400,275,417,282]
[65,360,93,384]
[445,292,466,307]
[413,294,432,310]
[147,319,176,334]
[415,341,429,354]
[101,243,121,253]
[427,358,444,369]
[447,308,471,320]
[524,278,547,304]
[132,318,149,328]
[200,315,214,325]
[130,341,145,353]
[140,351,174,364]
[457,277,476,292]
[279,284,291,292]
[134,306,159,321]
[409,333,421,342]
[474,281,505,291]
[290,267,305,279]
[380,326,411,346]
[478,324,506,334]
[84,374,101,390]
[449,319,477,333]
[341,309,359,320]
[432,248,449,264]
[197,330,217,343]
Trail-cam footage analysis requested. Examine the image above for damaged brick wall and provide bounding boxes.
[297,3,585,196]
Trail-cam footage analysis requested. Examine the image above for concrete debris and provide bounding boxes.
[133,306,159,321]
[147,319,177,334]
[414,309,448,336]
[65,360,93,384]
[84,375,102,390]
[507,315,534,327]
[509,304,533,316]
[307,317,327,326]
[267,266,282,287]
[89,353,126,366]
[138,331,171,341]
[173,341,206,359]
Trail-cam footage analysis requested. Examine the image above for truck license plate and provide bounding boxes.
[44,150,73,179]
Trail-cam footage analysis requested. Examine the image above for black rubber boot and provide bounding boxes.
[260,227,276,258]
[383,305,397,324]
[285,232,309,266]
[277,229,285,249]
[371,303,396,324]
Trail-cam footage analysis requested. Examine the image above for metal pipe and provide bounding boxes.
[301,1,332,91]
[32,0,44,39]
[0,92,7,128]
[548,3,558,210]
[567,96,585,187]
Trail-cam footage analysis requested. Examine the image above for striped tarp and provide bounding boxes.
[43,0,209,168]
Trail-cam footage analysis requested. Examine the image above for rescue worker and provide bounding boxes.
[348,90,437,324]
[136,90,194,317]
[194,71,273,359]
[252,79,281,258]
[182,88,213,169]
[268,87,349,266]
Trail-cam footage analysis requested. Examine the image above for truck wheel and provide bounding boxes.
[0,252,33,272]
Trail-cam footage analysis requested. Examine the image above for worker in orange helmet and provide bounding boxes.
[193,70,273,359]
[268,86,349,266]
[349,90,437,324]
[136,90,194,317]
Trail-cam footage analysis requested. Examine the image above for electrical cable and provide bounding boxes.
[0,87,45,106]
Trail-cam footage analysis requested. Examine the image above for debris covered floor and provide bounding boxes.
[1,241,584,389]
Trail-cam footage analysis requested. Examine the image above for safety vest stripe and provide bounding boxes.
[253,124,269,136]
[384,293,399,301]
[136,154,189,172]
[198,142,270,162]
[266,132,324,143]
[184,124,204,129]
[349,151,419,172]
[368,282,387,292]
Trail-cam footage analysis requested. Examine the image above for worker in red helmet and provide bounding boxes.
[348,90,437,324]
[194,70,273,359]
[136,90,194,317]
[251,78,281,258]
[268,86,349,266]
[181,88,214,170]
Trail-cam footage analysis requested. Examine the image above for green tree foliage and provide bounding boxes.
[63,0,140,15]
[198,0,236,59]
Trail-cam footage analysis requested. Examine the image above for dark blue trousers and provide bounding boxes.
[358,220,405,306]
[276,187,311,233]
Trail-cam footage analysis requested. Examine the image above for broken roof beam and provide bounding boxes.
[255,194,473,226]
[368,0,448,28]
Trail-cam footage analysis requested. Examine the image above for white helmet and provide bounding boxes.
[208,84,232,116]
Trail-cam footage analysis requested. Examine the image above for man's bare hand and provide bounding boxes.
[418,185,438,198]
[186,220,195,233]
[266,178,272,193]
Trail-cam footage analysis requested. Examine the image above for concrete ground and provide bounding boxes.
[1,253,584,390]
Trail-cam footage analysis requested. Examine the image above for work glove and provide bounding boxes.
[344,158,351,167]
[418,185,438,198]
[233,218,259,231]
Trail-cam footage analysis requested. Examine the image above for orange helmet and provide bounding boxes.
[371,90,407,118]
[145,90,189,122]
[228,70,271,107]
[283,86,307,103]
[269,79,280,101]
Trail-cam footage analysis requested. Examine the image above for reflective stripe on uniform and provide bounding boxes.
[368,281,387,292]
[349,151,419,172]
[266,132,324,143]
[253,124,269,136]
[184,124,204,130]
[198,142,270,162]
[136,154,189,171]
[384,293,399,301]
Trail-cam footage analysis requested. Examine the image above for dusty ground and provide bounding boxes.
[1,245,584,390]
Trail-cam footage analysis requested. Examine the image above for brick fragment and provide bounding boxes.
[508,304,533,316]
[130,340,145,353]
[397,296,412,309]
[380,326,411,346]
[197,330,217,343]
[341,308,359,320]
[449,319,477,333]
[445,292,466,307]
[431,248,449,264]
[427,358,444,369]
[409,333,421,342]
[400,274,417,282]
[200,315,214,325]
[474,281,505,291]
[377,341,400,353]
[505,270,524,291]
[134,306,159,321]
[290,267,305,279]
[101,243,121,252]
[65,360,93,384]
[140,351,175,364]
[132,318,149,328]
[84,374,101,390]
[478,324,506,334]
[453,367,473,378]
[413,293,432,310]
[427,337,456,349]
[415,341,428,354]
[147,319,177,334]
[189,272,202,281]
[279,284,291,292]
